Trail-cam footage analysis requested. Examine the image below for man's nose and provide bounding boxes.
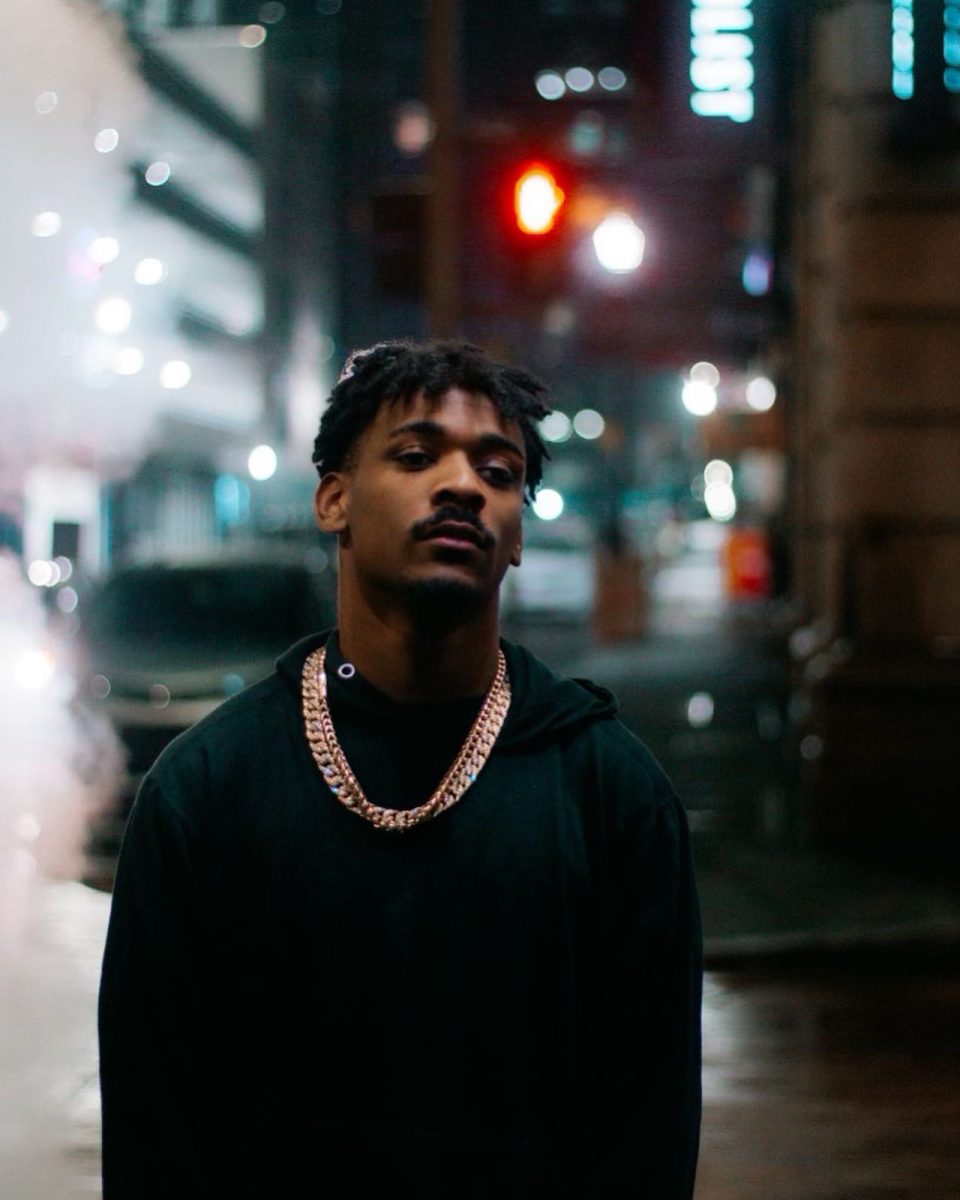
[431,454,485,511]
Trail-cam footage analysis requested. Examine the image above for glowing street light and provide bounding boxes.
[573,409,605,440]
[248,444,278,481]
[95,296,132,335]
[159,360,191,389]
[681,379,718,416]
[592,212,645,273]
[704,481,737,521]
[704,459,733,487]
[533,488,564,520]
[746,375,777,411]
[539,411,573,443]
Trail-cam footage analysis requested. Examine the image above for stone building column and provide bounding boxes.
[792,0,960,857]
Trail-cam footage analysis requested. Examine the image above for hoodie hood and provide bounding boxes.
[276,630,616,751]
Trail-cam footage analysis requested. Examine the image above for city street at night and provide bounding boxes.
[4,0,960,1196]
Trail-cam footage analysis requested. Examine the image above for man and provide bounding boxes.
[99,340,701,1198]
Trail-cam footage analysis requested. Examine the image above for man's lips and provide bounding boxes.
[420,521,489,550]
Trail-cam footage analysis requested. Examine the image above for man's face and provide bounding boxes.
[314,387,526,613]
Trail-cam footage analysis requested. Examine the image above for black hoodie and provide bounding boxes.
[99,633,701,1199]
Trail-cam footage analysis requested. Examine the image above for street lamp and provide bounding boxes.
[592,211,645,273]
[248,444,278,481]
[681,380,718,416]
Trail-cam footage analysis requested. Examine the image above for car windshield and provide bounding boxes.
[84,565,317,650]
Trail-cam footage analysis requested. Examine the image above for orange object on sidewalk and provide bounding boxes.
[723,528,771,599]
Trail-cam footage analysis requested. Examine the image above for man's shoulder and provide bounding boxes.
[501,638,678,815]
[148,670,292,787]
[576,708,674,793]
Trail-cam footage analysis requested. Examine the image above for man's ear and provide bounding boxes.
[510,529,522,568]
[313,473,349,535]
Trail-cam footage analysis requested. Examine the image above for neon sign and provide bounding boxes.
[690,0,755,124]
[891,0,915,99]
[945,2,960,93]
[892,2,960,99]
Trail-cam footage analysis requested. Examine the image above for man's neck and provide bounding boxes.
[336,606,501,703]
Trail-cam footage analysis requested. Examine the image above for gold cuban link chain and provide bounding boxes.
[301,645,511,831]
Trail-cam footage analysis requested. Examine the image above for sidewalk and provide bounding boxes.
[566,631,960,962]
[0,878,105,1200]
[697,839,960,963]
[509,590,960,965]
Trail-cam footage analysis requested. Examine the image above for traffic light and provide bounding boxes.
[513,163,565,235]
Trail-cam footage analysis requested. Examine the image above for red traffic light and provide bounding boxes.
[513,163,565,234]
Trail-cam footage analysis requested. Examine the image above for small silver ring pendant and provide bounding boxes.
[337,662,357,680]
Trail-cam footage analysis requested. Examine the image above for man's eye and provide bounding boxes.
[480,464,518,486]
[396,450,432,469]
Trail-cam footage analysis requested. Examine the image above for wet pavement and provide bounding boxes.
[697,961,960,1200]
[0,880,103,1200]
[1,879,957,1199]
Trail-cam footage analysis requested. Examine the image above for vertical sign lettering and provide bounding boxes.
[690,0,755,123]
[891,0,915,98]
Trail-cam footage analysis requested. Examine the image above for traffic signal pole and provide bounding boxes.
[425,0,461,338]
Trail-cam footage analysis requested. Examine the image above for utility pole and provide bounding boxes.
[425,0,461,338]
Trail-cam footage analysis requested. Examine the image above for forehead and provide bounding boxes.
[373,386,522,442]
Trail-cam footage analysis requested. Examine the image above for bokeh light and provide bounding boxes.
[742,248,773,296]
[94,127,119,153]
[540,411,573,443]
[248,444,278,481]
[134,257,167,285]
[598,66,627,91]
[31,211,62,238]
[515,166,565,234]
[89,235,120,265]
[704,459,734,487]
[239,24,267,48]
[56,587,79,614]
[533,488,564,521]
[690,361,720,388]
[393,102,434,155]
[145,161,171,186]
[95,297,132,335]
[27,560,55,587]
[159,360,191,390]
[592,212,645,272]
[682,380,718,416]
[115,347,144,376]
[687,692,715,728]
[573,408,605,439]
[535,70,566,100]
[704,481,737,521]
[15,650,56,692]
[565,66,594,93]
[746,376,777,411]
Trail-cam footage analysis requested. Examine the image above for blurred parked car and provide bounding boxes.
[501,512,595,624]
[77,548,336,877]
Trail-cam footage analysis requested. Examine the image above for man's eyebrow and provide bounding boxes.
[387,419,525,459]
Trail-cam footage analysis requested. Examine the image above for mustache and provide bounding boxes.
[412,506,495,550]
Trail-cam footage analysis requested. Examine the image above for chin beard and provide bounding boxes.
[400,575,490,619]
